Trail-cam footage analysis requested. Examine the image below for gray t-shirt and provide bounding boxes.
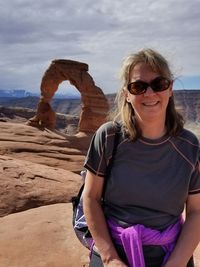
[84,121,200,230]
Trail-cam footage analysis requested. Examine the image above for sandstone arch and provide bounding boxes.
[27,59,109,133]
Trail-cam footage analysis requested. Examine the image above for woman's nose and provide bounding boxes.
[144,86,155,96]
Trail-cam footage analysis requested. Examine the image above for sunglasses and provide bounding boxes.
[127,76,171,95]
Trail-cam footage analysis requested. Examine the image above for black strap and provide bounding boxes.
[102,122,121,199]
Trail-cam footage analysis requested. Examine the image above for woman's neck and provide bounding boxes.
[139,122,167,140]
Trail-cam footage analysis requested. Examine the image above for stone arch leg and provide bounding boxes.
[27,59,109,133]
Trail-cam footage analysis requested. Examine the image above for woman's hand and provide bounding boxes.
[163,262,185,267]
[163,256,188,267]
[104,259,128,267]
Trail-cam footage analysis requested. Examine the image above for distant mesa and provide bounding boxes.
[0,89,35,98]
[27,59,109,133]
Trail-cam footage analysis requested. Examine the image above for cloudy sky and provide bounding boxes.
[0,0,200,96]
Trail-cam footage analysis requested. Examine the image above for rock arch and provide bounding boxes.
[27,59,110,133]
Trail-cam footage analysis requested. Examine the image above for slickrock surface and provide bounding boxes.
[0,122,91,173]
[0,121,92,266]
[0,155,83,217]
[0,203,89,267]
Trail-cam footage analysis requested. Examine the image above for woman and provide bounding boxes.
[82,48,200,267]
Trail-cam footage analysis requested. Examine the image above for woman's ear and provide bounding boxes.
[123,88,131,103]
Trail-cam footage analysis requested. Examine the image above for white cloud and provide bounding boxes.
[0,0,200,94]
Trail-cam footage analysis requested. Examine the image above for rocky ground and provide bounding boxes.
[0,121,92,267]
[0,120,200,267]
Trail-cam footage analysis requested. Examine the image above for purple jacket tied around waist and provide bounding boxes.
[107,218,183,267]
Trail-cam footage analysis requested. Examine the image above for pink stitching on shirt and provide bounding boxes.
[86,162,105,176]
[117,138,130,148]
[177,136,199,148]
[138,137,171,146]
[168,140,195,171]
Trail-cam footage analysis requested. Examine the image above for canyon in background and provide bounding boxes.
[1,89,200,136]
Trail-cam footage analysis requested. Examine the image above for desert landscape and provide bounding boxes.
[0,63,200,267]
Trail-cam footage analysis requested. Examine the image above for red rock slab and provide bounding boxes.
[0,203,89,267]
[0,155,83,217]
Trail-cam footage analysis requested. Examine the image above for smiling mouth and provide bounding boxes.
[142,101,159,106]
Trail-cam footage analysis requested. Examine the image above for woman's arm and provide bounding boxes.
[164,193,200,267]
[82,170,127,266]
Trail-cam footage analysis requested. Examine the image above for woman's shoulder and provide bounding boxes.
[178,128,199,147]
[175,128,200,153]
[96,121,122,136]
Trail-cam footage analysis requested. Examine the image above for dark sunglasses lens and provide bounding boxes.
[128,81,147,95]
[151,77,170,92]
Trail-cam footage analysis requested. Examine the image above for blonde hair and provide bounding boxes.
[111,48,184,140]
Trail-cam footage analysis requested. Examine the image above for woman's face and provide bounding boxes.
[125,62,173,126]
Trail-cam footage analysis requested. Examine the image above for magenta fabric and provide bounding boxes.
[107,218,183,267]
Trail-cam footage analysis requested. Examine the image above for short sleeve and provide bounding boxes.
[83,121,118,177]
[189,149,200,195]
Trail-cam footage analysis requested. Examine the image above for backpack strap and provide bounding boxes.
[71,122,122,249]
[106,122,121,175]
[102,122,121,198]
